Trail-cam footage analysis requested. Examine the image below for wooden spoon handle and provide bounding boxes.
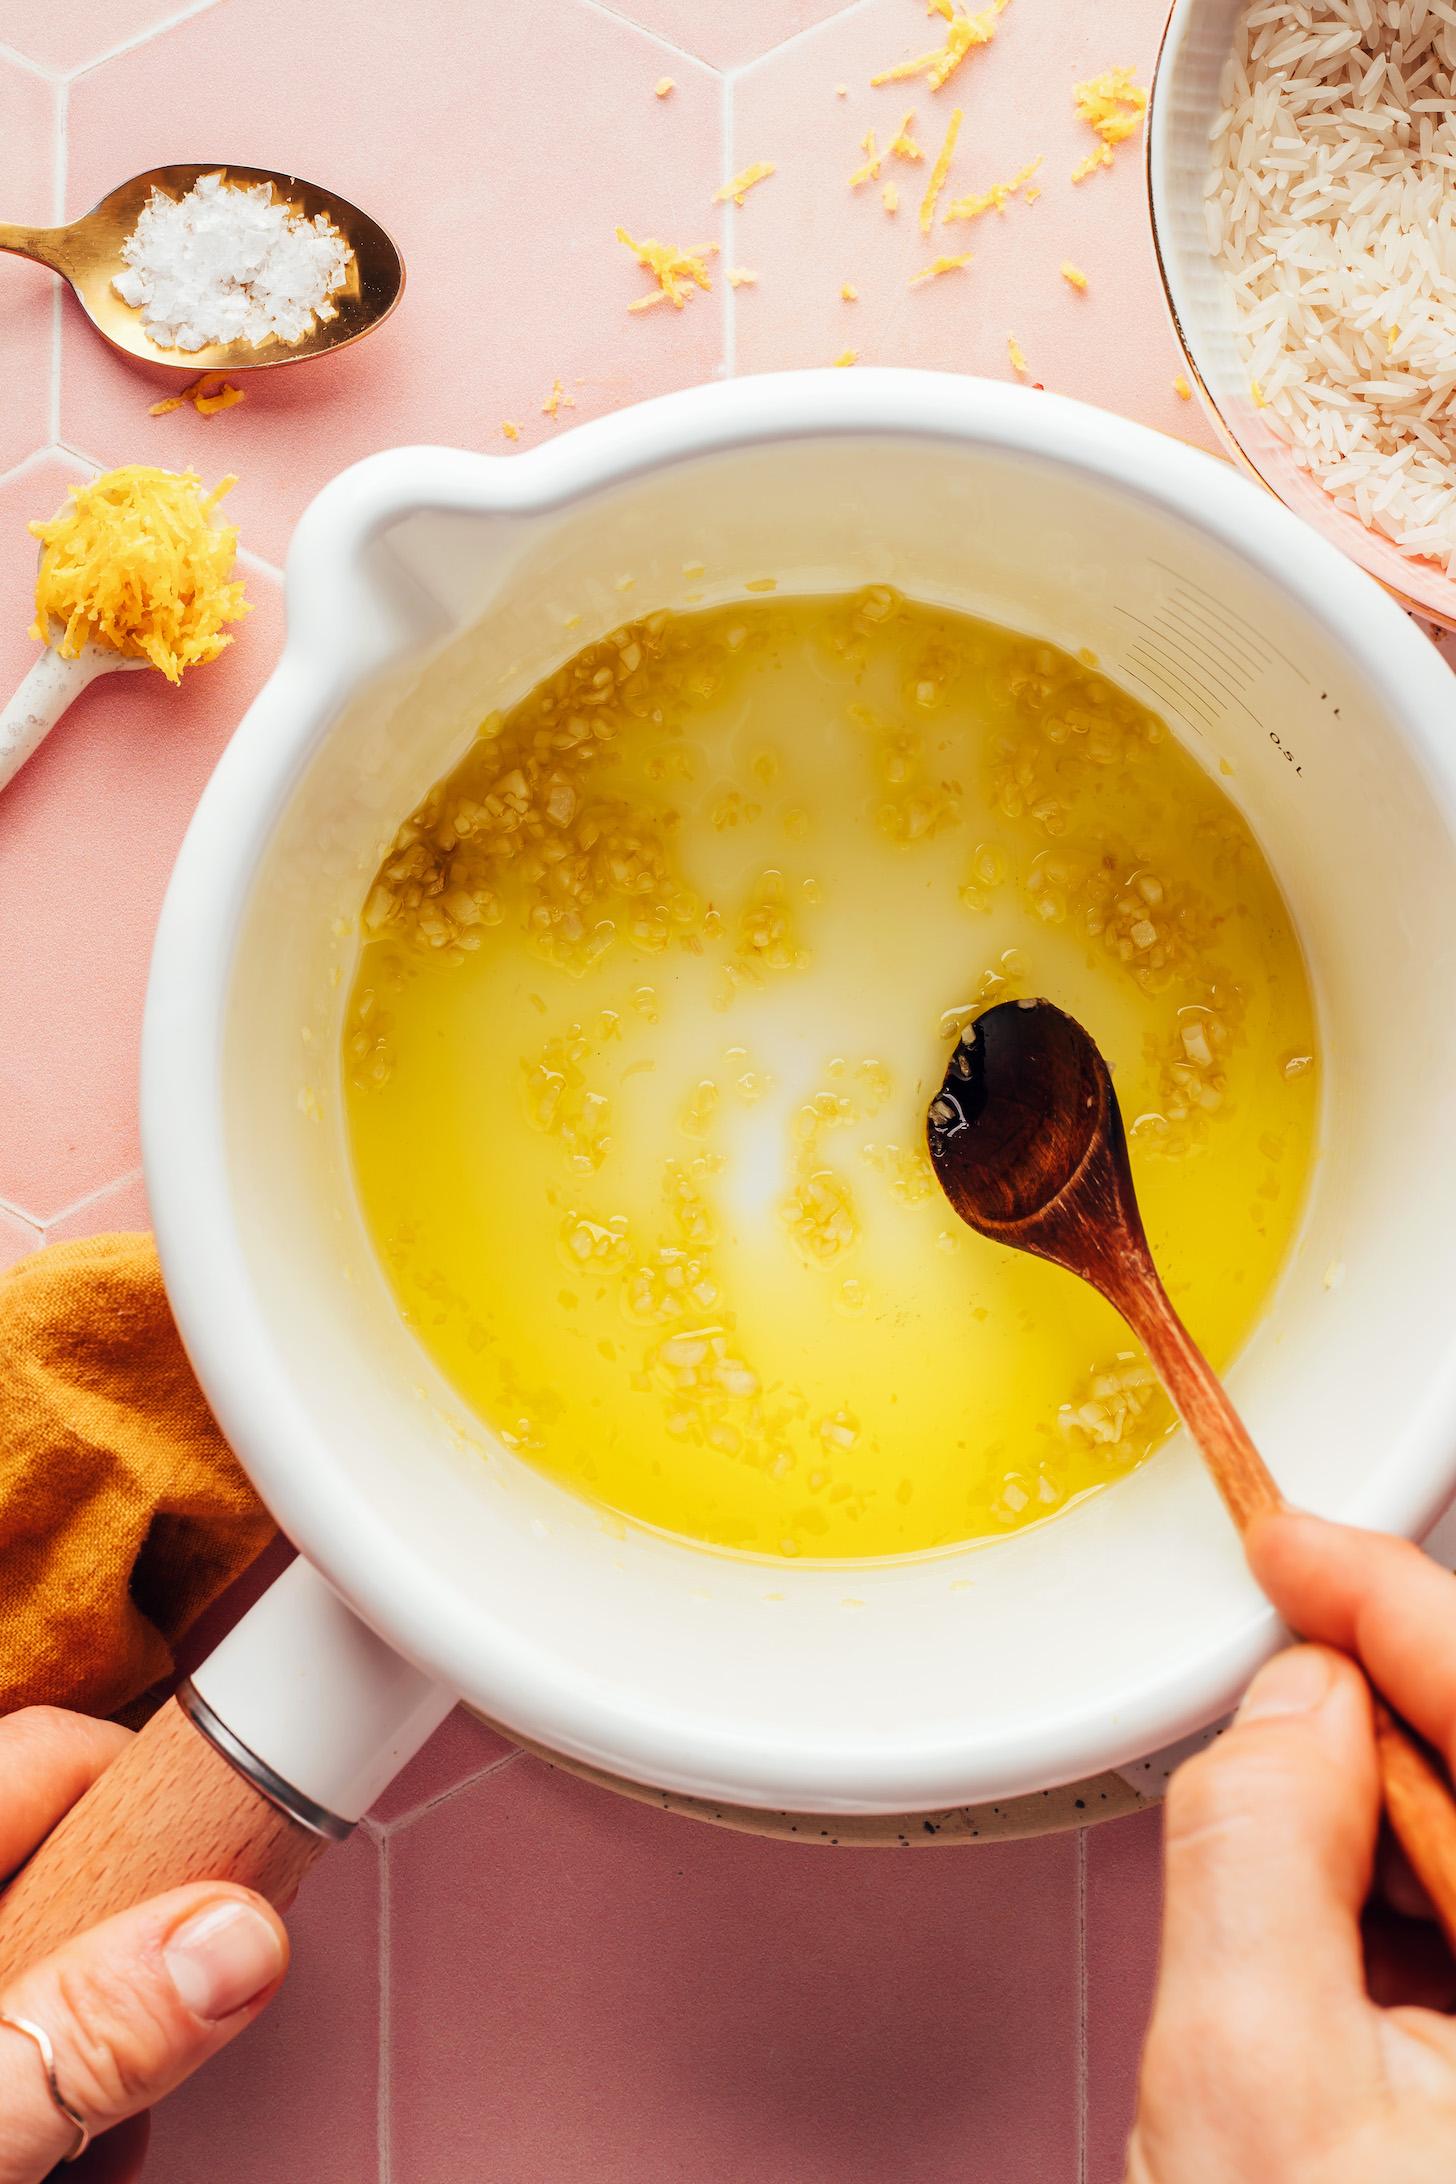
[1373,1705,1456,1952]
[1123,1274,1456,1948]
[1123,1276,1282,1530]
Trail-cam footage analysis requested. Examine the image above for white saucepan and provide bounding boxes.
[2,371,1455,1964]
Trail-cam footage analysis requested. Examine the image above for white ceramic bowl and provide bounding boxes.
[1149,0,1456,631]
[144,370,1456,1820]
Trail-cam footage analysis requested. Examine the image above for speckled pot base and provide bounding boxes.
[469,1715,1150,1843]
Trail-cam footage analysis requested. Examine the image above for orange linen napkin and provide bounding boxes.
[0,1233,274,1720]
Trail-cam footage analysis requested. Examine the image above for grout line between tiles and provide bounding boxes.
[377,1744,527,1838]
[66,0,224,82]
[0,446,65,499]
[572,0,718,74]
[42,1164,144,1234]
[238,543,286,583]
[1076,1827,1089,2184]
[0,1194,43,1239]
[378,1831,392,2184]
[53,437,107,475]
[732,0,886,87]
[0,40,57,81]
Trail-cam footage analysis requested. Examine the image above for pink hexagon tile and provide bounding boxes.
[62,0,726,567]
[0,0,202,74]
[0,63,57,477]
[731,0,1216,451]
[608,0,855,71]
[43,1165,149,1239]
[370,1705,518,1828]
[1085,1808,1163,2184]
[388,1756,1081,2181]
[143,1827,383,2184]
[0,1205,42,1273]
[0,453,283,1220]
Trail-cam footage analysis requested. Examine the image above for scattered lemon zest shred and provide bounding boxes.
[944,155,1042,223]
[849,129,883,188]
[654,76,674,97]
[841,282,859,300]
[727,266,758,286]
[1060,260,1089,291]
[149,371,244,419]
[1008,333,1029,375]
[872,0,1010,91]
[1173,374,1193,400]
[1071,66,1147,182]
[882,180,900,214]
[616,226,718,311]
[890,111,924,161]
[927,0,954,16]
[502,421,521,440]
[1251,376,1267,408]
[834,349,858,366]
[29,464,249,684]
[909,251,974,286]
[542,376,575,419]
[715,161,776,207]
[919,106,963,233]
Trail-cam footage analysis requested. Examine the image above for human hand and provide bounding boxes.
[1128,1510,1456,2183]
[0,1707,288,2183]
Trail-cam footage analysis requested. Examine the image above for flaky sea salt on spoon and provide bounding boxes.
[112,170,351,351]
[0,162,402,372]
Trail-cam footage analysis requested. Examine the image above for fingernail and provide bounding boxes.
[1238,1646,1334,1723]
[164,1900,285,2022]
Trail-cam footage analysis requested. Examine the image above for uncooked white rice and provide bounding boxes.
[1208,0,1456,575]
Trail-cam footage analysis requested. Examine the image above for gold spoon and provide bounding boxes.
[926,996,1456,1944]
[0,163,405,374]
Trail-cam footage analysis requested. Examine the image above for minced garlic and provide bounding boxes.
[346,591,1316,1561]
[29,465,248,683]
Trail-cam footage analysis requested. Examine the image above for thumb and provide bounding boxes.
[0,1885,287,2183]
[1154,1648,1379,2080]
[1132,1647,1384,2179]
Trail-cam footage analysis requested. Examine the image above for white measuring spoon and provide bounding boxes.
[0,641,148,795]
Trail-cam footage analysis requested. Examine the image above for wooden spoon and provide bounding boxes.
[0,163,404,375]
[927,996,1456,1943]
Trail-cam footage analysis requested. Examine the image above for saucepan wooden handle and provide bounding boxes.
[0,1699,328,1990]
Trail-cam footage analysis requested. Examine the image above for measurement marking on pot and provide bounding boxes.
[1115,608,1255,717]
[1153,560,1311,685]
[1162,587,1271,679]
[1121,656,1219,735]
[1120,637,1223,729]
